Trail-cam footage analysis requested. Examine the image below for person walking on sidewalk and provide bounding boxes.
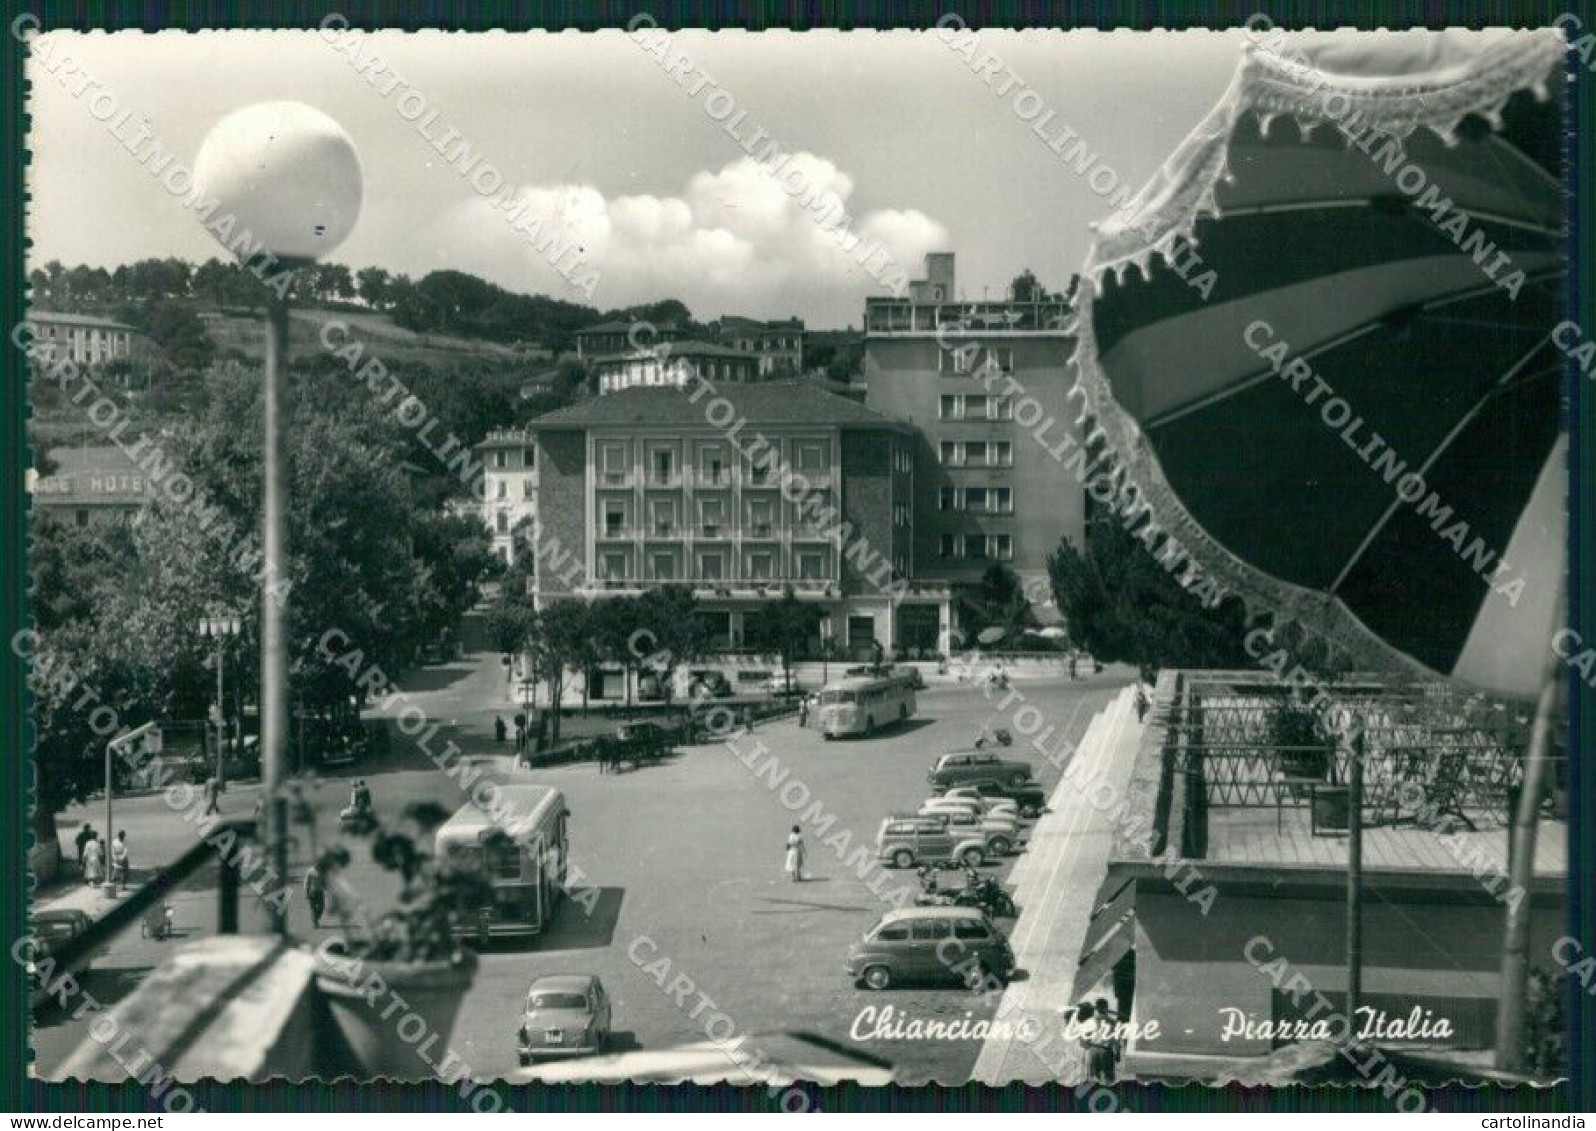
[82,835,103,887]
[203,775,222,815]
[74,823,96,875]
[109,831,130,891]
[797,697,809,729]
[784,825,806,883]
[1134,685,1149,724]
[303,863,326,928]
[494,715,507,745]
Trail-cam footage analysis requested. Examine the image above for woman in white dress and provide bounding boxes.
[784,826,806,883]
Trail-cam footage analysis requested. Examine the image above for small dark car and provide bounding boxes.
[847,907,1013,991]
[927,750,1034,790]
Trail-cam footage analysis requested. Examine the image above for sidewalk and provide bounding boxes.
[34,780,268,918]
[973,686,1145,1085]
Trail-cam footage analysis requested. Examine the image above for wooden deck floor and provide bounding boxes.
[1205,807,1566,875]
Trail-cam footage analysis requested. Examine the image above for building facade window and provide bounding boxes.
[495,511,509,534]
[523,479,536,500]
[600,442,630,485]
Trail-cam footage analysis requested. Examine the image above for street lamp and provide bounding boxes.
[198,613,241,790]
[194,102,362,934]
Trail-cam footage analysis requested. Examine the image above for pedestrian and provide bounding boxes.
[1069,656,1078,680]
[798,697,809,729]
[303,863,326,928]
[82,835,103,887]
[494,715,507,745]
[742,706,755,734]
[355,778,372,812]
[1093,996,1125,1068]
[1074,1001,1116,1083]
[513,711,527,754]
[73,823,96,875]
[1134,685,1149,724]
[784,825,806,883]
[109,830,130,891]
[203,775,222,815]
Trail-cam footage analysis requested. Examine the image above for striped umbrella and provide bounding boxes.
[1070,28,1566,701]
[1067,28,1569,1074]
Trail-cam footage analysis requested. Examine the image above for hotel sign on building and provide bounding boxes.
[28,446,158,526]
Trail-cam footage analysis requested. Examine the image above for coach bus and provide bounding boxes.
[436,782,569,941]
[816,674,917,740]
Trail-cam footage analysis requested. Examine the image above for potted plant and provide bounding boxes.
[313,801,489,1079]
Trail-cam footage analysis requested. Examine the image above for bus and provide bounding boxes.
[816,675,917,740]
[435,782,569,941]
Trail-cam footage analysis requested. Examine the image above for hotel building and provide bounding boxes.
[526,382,952,658]
[863,253,1085,605]
[476,428,538,564]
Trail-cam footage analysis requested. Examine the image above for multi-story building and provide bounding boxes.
[476,428,539,564]
[527,382,951,658]
[592,340,760,394]
[863,252,1084,610]
[26,310,148,366]
[573,320,678,360]
[29,446,157,526]
[712,316,805,375]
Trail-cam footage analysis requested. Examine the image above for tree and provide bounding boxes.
[744,587,823,684]
[587,596,644,706]
[145,301,216,372]
[955,564,1034,646]
[1011,269,1041,303]
[1047,511,1250,672]
[356,266,393,310]
[525,599,593,745]
[634,587,708,705]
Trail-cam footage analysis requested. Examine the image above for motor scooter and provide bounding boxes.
[339,799,376,833]
[140,899,174,940]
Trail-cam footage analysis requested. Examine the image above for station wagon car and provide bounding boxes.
[517,974,612,1065]
[906,807,1015,848]
[927,751,1033,789]
[911,806,1019,856]
[876,815,989,869]
[847,907,1013,990]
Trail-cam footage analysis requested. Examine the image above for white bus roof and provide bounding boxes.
[436,782,563,845]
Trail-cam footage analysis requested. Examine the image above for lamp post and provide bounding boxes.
[195,103,362,934]
[199,614,241,789]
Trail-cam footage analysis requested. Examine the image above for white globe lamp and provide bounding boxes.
[194,101,362,264]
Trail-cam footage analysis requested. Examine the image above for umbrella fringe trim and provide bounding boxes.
[1084,29,1565,281]
[1065,30,1566,687]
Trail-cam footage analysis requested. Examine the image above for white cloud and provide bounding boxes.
[433,151,949,324]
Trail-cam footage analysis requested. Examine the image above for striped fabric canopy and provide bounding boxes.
[1070,29,1567,699]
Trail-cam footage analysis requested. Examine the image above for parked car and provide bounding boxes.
[919,794,1015,829]
[614,721,672,764]
[877,815,989,870]
[892,666,926,690]
[927,750,1034,790]
[847,907,1013,991]
[767,671,805,697]
[940,786,1021,817]
[951,778,1049,818]
[517,974,612,1065]
[27,908,96,991]
[906,807,1018,856]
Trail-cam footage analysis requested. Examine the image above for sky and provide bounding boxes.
[27,28,1249,328]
